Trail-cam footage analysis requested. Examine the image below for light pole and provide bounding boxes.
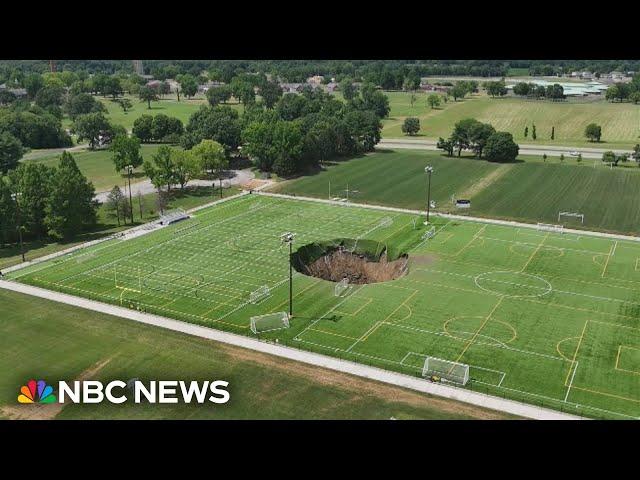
[11,192,25,262]
[425,165,434,223]
[281,232,295,318]
[126,164,134,223]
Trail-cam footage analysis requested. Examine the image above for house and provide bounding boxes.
[198,81,225,93]
[145,80,162,89]
[324,82,339,93]
[307,75,324,85]
[581,71,593,80]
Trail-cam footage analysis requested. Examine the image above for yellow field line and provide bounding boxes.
[520,232,549,273]
[455,225,486,257]
[601,242,616,278]
[614,345,640,375]
[334,297,373,317]
[358,290,419,344]
[569,385,640,404]
[453,296,503,365]
[564,320,589,386]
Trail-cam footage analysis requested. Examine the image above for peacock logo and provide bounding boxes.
[18,379,57,404]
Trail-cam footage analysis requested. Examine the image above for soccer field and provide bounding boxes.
[8,194,640,419]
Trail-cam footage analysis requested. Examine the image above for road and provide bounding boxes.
[94,169,255,203]
[378,138,634,159]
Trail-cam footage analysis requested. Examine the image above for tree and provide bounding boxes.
[139,86,159,109]
[179,74,198,99]
[206,85,232,106]
[585,123,602,142]
[450,118,482,157]
[630,92,640,104]
[230,78,255,108]
[144,146,175,192]
[191,139,226,176]
[110,135,143,173]
[633,144,640,163]
[302,121,338,167]
[531,124,537,140]
[35,85,65,114]
[577,153,582,163]
[65,93,106,120]
[450,83,468,101]
[171,149,202,190]
[551,126,555,140]
[560,153,565,163]
[15,162,51,239]
[24,74,44,100]
[260,81,283,109]
[401,117,420,136]
[0,132,23,173]
[241,120,302,176]
[484,132,519,163]
[114,98,133,113]
[485,81,507,97]
[605,85,619,102]
[427,94,441,109]
[524,126,528,138]
[436,137,454,156]
[469,122,496,158]
[0,175,17,247]
[513,82,531,97]
[105,186,126,226]
[132,114,153,143]
[340,79,357,101]
[45,152,97,239]
[72,112,112,149]
[182,105,241,152]
[359,84,390,118]
[543,153,547,162]
[602,150,617,165]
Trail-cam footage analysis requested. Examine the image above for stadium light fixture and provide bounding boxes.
[281,232,296,318]
[425,166,434,223]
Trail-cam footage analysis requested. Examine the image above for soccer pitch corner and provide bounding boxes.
[6,192,640,420]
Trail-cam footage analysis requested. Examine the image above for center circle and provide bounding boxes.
[292,238,409,284]
[474,271,552,298]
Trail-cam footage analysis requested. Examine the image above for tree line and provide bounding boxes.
[436,119,519,163]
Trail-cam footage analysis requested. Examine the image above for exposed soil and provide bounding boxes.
[300,248,409,284]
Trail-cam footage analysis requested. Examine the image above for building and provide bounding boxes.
[198,81,225,93]
[0,84,27,98]
[307,75,324,85]
[324,82,339,93]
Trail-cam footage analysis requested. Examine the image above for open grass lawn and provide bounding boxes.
[0,186,241,271]
[22,144,165,193]
[273,149,640,235]
[382,93,640,148]
[94,94,243,132]
[0,289,501,419]
[8,194,640,419]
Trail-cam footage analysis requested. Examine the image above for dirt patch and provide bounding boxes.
[457,163,513,199]
[215,342,511,420]
[0,357,113,420]
[300,248,408,284]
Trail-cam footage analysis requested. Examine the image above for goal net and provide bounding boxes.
[536,223,564,233]
[422,356,470,386]
[334,277,350,297]
[421,226,436,240]
[558,211,584,224]
[249,285,271,304]
[159,208,189,226]
[250,311,290,334]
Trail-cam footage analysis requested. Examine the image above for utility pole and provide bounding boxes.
[12,192,25,262]
[281,232,295,318]
[127,165,134,223]
[425,165,434,223]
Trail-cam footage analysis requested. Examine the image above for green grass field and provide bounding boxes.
[273,150,640,235]
[93,94,242,132]
[0,289,502,419]
[382,93,640,148]
[22,144,165,193]
[8,194,640,419]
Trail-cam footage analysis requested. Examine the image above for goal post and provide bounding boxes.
[422,356,470,386]
[249,285,271,304]
[421,226,436,240]
[249,311,290,334]
[334,277,350,297]
[558,211,584,224]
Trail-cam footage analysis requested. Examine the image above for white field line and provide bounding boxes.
[480,235,610,256]
[257,191,640,245]
[565,362,579,402]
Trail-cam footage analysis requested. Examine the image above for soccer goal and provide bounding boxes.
[421,226,436,240]
[536,223,564,234]
[159,208,189,226]
[558,211,584,224]
[334,277,351,297]
[250,311,290,334]
[249,285,271,304]
[422,356,470,386]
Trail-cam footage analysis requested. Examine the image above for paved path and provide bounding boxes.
[94,169,255,203]
[22,143,90,161]
[379,138,634,159]
[0,279,582,420]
